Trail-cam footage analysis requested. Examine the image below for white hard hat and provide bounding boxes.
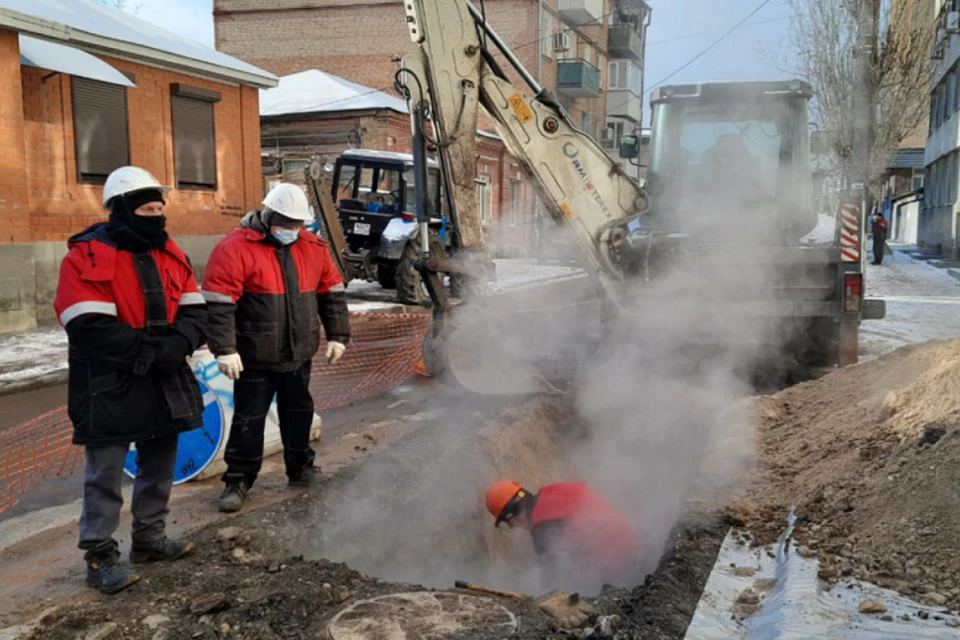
[263,183,313,222]
[102,166,171,209]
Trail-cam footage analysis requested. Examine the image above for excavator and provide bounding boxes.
[308,0,884,393]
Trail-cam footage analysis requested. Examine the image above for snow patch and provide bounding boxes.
[799,213,838,245]
[0,326,68,388]
[261,70,408,117]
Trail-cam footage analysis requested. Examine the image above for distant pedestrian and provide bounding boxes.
[871,212,889,265]
[53,166,207,594]
[202,183,350,513]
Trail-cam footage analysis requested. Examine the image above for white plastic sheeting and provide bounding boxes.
[19,35,134,87]
[685,513,960,640]
[261,70,408,117]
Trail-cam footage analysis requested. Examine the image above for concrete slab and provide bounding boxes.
[949,269,960,283]
[929,260,960,269]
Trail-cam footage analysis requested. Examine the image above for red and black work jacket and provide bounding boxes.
[53,223,207,447]
[201,210,350,371]
[871,216,889,242]
[529,481,642,589]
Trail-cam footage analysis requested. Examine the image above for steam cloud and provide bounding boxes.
[299,106,825,595]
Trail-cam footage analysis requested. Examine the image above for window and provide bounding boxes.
[913,168,926,191]
[72,77,130,182]
[949,71,958,114]
[541,13,554,59]
[597,55,606,81]
[607,60,642,94]
[171,83,220,189]
[477,175,491,224]
[509,180,521,226]
[583,43,593,65]
[950,152,959,204]
[557,30,574,60]
[581,111,590,131]
[604,120,626,150]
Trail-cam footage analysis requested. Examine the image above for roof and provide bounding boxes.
[19,34,134,87]
[0,0,277,88]
[339,148,439,167]
[890,147,925,169]
[260,70,408,117]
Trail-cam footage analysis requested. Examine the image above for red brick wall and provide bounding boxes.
[0,30,30,244]
[9,52,263,244]
[214,0,609,138]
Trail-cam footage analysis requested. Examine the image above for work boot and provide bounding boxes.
[288,465,320,488]
[85,545,141,595]
[218,480,249,513]
[130,537,195,564]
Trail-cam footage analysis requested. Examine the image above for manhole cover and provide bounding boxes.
[328,591,517,639]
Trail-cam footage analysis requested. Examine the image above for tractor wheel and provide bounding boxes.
[376,264,397,290]
[396,233,444,306]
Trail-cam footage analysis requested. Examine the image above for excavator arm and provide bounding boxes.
[401,0,650,301]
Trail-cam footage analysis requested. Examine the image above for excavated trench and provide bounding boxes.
[270,394,733,638]
[23,394,730,640]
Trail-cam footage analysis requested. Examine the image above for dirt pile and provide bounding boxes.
[728,339,960,609]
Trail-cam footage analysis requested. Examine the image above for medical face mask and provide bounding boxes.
[272,228,299,245]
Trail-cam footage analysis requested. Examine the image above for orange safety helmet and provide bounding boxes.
[485,480,528,527]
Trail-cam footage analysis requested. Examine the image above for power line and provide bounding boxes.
[644,0,776,93]
[646,15,790,47]
[602,0,778,120]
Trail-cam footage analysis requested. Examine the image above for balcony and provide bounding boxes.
[558,0,603,26]
[557,59,602,98]
[608,25,644,61]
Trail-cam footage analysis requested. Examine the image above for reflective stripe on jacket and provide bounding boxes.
[201,210,350,371]
[53,223,206,446]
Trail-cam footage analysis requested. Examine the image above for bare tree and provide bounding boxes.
[99,0,145,15]
[786,0,933,187]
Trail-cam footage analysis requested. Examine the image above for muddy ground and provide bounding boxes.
[17,399,731,640]
[25,475,727,640]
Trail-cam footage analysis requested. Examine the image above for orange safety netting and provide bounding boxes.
[0,311,431,516]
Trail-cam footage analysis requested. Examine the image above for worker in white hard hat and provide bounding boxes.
[53,166,207,594]
[202,183,351,512]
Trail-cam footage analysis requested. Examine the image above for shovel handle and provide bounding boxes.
[454,580,531,600]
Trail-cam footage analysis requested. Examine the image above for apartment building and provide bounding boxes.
[923,0,960,257]
[602,0,651,182]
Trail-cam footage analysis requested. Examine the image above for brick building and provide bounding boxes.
[0,0,276,333]
[260,69,538,255]
[216,0,613,140]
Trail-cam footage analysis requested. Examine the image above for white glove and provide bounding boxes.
[326,341,346,365]
[216,353,244,381]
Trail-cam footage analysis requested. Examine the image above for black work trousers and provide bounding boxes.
[222,361,316,487]
[873,237,886,265]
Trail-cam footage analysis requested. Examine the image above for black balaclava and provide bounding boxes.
[108,188,169,251]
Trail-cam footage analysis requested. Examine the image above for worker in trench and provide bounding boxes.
[53,167,208,594]
[484,480,643,625]
[202,183,351,512]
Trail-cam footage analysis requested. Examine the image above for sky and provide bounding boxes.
[132,0,796,117]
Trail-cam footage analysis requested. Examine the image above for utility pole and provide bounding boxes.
[851,0,879,266]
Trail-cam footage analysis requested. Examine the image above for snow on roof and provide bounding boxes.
[19,34,135,87]
[0,0,277,88]
[340,148,439,167]
[261,70,408,117]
